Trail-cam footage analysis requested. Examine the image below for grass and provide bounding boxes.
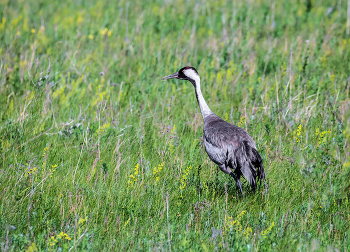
[1,0,350,251]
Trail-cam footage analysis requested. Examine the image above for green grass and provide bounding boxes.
[1,0,350,251]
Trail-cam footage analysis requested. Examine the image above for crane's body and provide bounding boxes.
[162,66,268,197]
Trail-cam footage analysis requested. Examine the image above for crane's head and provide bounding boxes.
[161,66,200,85]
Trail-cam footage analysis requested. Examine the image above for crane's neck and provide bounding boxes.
[190,77,213,120]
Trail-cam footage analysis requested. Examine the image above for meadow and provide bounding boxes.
[1,0,350,251]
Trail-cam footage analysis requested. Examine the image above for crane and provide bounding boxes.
[162,66,268,198]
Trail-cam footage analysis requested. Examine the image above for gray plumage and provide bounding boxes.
[203,113,267,196]
[162,66,268,197]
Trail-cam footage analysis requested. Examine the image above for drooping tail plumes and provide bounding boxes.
[249,143,268,193]
[234,141,268,193]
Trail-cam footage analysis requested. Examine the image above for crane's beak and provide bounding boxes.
[161,72,178,80]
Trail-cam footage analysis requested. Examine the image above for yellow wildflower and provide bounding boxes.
[315,128,329,145]
[295,124,302,143]
[261,221,275,236]
[224,210,246,235]
[180,165,192,190]
[153,162,164,185]
[128,163,140,187]
[78,217,88,226]
[42,146,49,157]
[100,27,108,35]
[237,116,245,128]
[26,242,38,252]
[96,123,110,133]
[25,167,37,177]
[243,227,253,238]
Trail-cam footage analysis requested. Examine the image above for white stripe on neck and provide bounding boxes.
[184,69,213,119]
[184,69,213,120]
[195,82,212,119]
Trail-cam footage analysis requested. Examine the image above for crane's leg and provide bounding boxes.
[215,167,219,188]
[257,164,268,194]
[218,164,245,200]
[232,172,245,200]
[263,176,268,194]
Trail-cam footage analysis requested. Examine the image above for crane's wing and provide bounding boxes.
[203,115,257,155]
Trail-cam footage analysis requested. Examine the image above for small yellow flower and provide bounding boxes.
[107,30,112,36]
[27,242,38,252]
[261,221,275,236]
[180,165,192,190]
[100,27,108,35]
[153,162,164,185]
[16,31,20,36]
[124,217,130,227]
[88,34,94,39]
[243,227,253,238]
[315,128,329,146]
[237,116,245,128]
[224,210,246,235]
[295,124,302,143]
[31,28,35,33]
[96,123,110,133]
[128,163,140,187]
[330,75,335,83]
[50,232,71,245]
[78,217,87,226]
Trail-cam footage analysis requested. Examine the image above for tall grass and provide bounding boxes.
[1,0,350,251]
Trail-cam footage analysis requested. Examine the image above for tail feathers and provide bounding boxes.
[234,141,267,192]
[234,142,257,191]
[250,147,266,182]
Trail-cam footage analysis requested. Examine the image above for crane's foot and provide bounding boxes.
[263,181,268,195]
[229,171,245,201]
[235,179,245,201]
[264,189,268,194]
[215,168,219,188]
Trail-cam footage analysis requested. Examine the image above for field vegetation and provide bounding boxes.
[1,0,350,251]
